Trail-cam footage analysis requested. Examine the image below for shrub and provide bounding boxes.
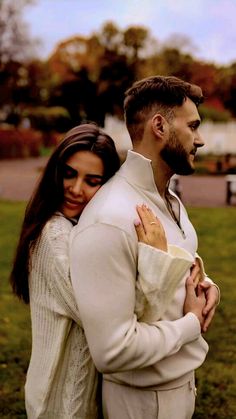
[23,106,72,134]
[0,125,43,159]
[199,105,232,123]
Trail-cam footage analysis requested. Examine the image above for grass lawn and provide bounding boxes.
[188,207,236,418]
[0,201,236,418]
[0,201,30,418]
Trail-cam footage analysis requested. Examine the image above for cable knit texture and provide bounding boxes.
[25,214,100,419]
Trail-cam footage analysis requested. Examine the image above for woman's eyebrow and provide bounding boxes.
[64,164,78,174]
[64,164,103,179]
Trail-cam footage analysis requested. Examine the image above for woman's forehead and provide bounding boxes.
[65,150,104,175]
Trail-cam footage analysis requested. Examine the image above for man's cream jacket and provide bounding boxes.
[70,150,209,389]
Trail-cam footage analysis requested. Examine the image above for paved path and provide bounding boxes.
[0,157,48,201]
[179,175,229,207]
[0,157,234,207]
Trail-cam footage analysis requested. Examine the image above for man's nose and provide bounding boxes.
[195,131,205,148]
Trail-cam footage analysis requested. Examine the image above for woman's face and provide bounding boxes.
[60,150,104,218]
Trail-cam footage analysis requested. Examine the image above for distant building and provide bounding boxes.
[105,117,236,156]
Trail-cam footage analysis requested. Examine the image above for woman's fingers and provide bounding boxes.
[135,204,167,251]
[190,262,201,287]
[134,219,147,243]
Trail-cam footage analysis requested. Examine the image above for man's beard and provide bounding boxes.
[160,128,195,175]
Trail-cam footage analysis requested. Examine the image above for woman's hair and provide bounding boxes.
[10,123,120,304]
[124,75,204,143]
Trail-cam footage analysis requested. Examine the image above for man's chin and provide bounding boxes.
[175,165,195,176]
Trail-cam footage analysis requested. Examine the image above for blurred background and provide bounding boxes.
[1,1,236,418]
[0,0,236,163]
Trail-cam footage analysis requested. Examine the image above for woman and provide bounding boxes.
[10,123,198,418]
[10,123,120,418]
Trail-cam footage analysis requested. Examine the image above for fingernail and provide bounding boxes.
[134,219,141,226]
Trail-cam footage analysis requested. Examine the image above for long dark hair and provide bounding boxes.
[10,123,120,304]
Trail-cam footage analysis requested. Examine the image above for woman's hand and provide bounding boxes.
[190,259,201,288]
[188,261,219,332]
[184,276,207,329]
[134,204,167,252]
[197,281,219,333]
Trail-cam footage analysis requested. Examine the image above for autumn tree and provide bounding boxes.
[47,35,104,125]
[99,21,122,54]
[0,0,38,63]
[123,26,149,61]
[0,0,41,123]
[216,63,236,117]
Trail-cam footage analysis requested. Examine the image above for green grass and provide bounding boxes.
[189,207,236,419]
[0,201,30,418]
[0,201,236,418]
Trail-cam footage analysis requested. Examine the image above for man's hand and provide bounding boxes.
[197,281,219,333]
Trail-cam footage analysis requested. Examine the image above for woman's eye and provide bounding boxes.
[86,177,102,187]
[63,166,77,179]
[86,179,103,187]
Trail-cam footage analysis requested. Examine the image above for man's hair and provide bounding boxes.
[124,75,204,143]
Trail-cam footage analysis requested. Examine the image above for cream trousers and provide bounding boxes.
[102,377,196,419]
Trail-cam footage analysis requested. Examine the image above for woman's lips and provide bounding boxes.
[64,198,84,208]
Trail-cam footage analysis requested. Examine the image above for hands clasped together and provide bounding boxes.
[134,204,219,333]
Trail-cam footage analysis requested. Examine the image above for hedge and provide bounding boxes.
[0,126,43,159]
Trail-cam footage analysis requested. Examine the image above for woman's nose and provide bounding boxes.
[70,178,83,195]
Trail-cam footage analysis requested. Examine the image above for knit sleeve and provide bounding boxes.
[135,243,194,322]
[44,215,82,325]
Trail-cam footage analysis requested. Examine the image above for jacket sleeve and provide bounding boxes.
[135,243,194,322]
[70,223,201,373]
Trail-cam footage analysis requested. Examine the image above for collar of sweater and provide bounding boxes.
[119,150,169,195]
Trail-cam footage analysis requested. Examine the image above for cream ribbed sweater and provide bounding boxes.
[25,209,197,418]
[25,214,100,419]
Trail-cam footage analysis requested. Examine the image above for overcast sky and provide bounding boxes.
[23,0,236,65]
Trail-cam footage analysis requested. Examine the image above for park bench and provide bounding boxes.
[226,174,236,204]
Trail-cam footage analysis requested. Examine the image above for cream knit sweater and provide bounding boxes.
[25,207,196,418]
[25,215,99,418]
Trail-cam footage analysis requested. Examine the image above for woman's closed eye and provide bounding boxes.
[63,164,78,179]
[85,176,103,187]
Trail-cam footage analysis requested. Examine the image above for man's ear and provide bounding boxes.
[151,114,167,139]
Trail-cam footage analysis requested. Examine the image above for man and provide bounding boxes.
[69,76,219,418]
